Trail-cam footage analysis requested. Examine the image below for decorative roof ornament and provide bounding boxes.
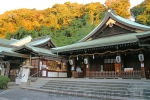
[108,9,111,12]
[106,18,116,27]
[22,60,33,68]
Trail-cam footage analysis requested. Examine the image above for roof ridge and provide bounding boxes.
[0,43,16,48]
[31,35,51,41]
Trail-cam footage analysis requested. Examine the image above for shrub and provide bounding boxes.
[0,75,10,89]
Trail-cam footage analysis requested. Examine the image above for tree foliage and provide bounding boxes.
[130,0,150,25]
[0,2,132,46]
[105,0,131,18]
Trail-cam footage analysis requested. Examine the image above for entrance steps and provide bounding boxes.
[20,78,150,100]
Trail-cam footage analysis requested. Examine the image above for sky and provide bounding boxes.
[0,0,144,14]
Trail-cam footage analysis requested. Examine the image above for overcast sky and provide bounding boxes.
[0,0,144,14]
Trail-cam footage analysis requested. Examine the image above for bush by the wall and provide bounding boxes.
[0,75,10,89]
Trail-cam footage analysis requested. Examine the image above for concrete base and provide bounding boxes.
[118,78,122,80]
[141,78,146,80]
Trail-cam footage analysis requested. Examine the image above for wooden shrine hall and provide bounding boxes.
[1,9,150,80]
[51,9,150,79]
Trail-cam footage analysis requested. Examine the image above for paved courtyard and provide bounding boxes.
[0,87,100,100]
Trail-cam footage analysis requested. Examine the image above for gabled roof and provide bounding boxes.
[0,38,17,45]
[0,46,29,58]
[0,38,29,58]
[12,35,58,57]
[13,45,57,57]
[51,31,150,53]
[78,10,150,42]
[29,35,56,47]
[0,35,57,58]
[11,35,32,46]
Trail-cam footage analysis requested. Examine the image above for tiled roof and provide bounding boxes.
[51,31,150,53]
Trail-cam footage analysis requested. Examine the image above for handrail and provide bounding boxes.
[29,71,41,78]
[27,71,41,86]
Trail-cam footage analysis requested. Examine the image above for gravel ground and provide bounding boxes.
[0,88,101,100]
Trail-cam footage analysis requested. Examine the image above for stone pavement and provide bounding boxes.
[0,82,20,100]
[0,87,100,100]
[0,97,10,100]
[0,81,100,100]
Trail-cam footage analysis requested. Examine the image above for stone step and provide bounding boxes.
[48,80,130,84]
[23,78,150,100]
[45,84,150,89]
[45,84,130,88]
[41,86,128,94]
[48,79,149,84]
[45,82,131,87]
[47,80,150,85]
[45,81,150,89]
[21,84,150,100]
[43,84,128,90]
[40,87,149,99]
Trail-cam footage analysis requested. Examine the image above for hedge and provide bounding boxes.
[0,75,10,89]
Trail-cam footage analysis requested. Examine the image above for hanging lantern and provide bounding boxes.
[0,65,1,70]
[93,54,95,59]
[138,54,144,62]
[69,59,73,65]
[84,58,88,64]
[77,56,78,60]
[116,56,121,63]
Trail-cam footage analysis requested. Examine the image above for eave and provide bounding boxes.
[51,31,150,54]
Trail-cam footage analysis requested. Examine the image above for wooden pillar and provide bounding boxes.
[5,62,10,77]
[138,54,145,78]
[141,62,145,78]
[70,58,75,78]
[115,55,121,76]
[85,57,90,78]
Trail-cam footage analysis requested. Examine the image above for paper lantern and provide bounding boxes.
[138,54,144,62]
[84,58,88,64]
[116,56,121,63]
[69,59,73,65]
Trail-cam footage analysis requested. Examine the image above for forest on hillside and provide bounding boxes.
[0,0,148,46]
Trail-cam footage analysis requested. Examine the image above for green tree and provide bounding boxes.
[130,0,150,25]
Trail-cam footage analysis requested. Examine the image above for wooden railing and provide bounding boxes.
[86,71,141,79]
[145,71,150,79]
[73,72,84,78]
[87,71,119,79]
[121,71,141,79]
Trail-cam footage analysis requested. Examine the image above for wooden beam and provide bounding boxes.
[115,22,135,31]
[139,44,150,46]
